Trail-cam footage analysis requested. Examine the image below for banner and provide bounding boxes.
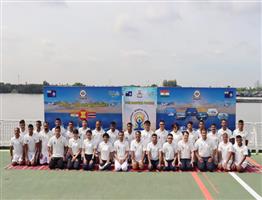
[157,87,236,130]
[122,87,157,130]
[44,86,122,129]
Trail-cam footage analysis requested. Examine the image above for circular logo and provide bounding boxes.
[80,90,87,97]
[193,90,201,99]
[130,108,149,129]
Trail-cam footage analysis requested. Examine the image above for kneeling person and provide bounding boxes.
[114,131,129,171]
[48,126,68,169]
[10,127,24,166]
[162,134,177,171]
[67,129,82,170]
[195,129,216,172]
[147,134,162,171]
[98,133,114,170]
[82,130,96,170]
[232,135,248,172]
[130,131,145,170]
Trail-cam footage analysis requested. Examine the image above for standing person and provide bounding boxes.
[155,120,169,146]
[195,129,216,172]
[177,131,195,171]
[107,121,119,145]
[92,120,105,148]
[232,135,248,172]
[19,119,27,138]
[186,121,198,144]
[114,131,129,171]
[48,126,68,170]
[124,122,135,146]
[218,119,233,143]
[52,118,66,136]
[78,119,90,143]
[97,133,114,171]
[67,129,82,170]
[217,133,234,171]
[233,120,250,147]
[130,131,145,170]
[23,124,40,166]
[147,134,162,171]
[34,120,42,136]
[82,130,96,171]
[170,123,183,146]
[208,124,220,165]
[10,127,24,166]
[162,134,177,171]
[141,120,154,148]
[196,120,205,138]
[65,121,74,141]
[39,122,53,165]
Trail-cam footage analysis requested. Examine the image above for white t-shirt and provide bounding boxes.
[68,138,82,155]
[155,129,169,145]
[187,129,198,144]
[64,130,74,141]
[82,138,96,155]
[92,128,105,147]
[20,130,27,139]
[162,142,177,160]
[23,134,39,153]
[147,142,161,161]
[114,140,129,160]
[98,141,114,161]
[195,137,216,158]
[39,130,53,155]
[107,129,119,145]
[141,130,154,147]
[207,131,220,148]
[218,128,233,139]
[124,130,135,145]
[48,135,68,158]
[177,140,195,159]
[130,139,144,162]
[170,130,183,145]
[233,129,250,143]
[218,141,233,162]
[10,136,23,156]
[233,144,248,165]
[78,127,91,142]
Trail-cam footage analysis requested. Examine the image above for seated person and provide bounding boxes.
[82,130,96,171]
[232,135,248,172]
[67,129,82,170]
[130,131,145,170]
[114,131,129,171]
[146,134,162,171]
[162,134,177,171]
[10,127,24,166]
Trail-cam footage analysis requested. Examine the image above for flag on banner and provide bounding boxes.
[224,91,233,98]
[87,112,96,118]
[125,91,132,96]
[47,90,56,97]
[160,90,170,97]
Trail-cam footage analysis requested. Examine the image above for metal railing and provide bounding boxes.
[0,119,261,152]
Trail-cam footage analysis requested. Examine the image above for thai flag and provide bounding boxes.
[47,90,56,97]
[160,90,170,97]
[88,112,96,118]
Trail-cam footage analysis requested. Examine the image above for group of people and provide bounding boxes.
[10,118,250,172]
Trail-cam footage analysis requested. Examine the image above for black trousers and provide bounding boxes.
[49,157,64,169]
[67,154,81,170]
[83,154,95,170]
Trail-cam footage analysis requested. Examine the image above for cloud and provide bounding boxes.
[114,14,140,34]
[121,49,150,58]
[38,0,68,7]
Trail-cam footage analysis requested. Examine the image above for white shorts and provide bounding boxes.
[234,161,247,169]
[12,154,23,163]
[40,153,49,164]
[27,152,35,162]
[219,160,233,170]
[115,160,128,171]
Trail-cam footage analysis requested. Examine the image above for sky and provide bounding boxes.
[1,0,261,87]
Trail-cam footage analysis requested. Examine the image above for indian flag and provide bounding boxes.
[160,90,170,97]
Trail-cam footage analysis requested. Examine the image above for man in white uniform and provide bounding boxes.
[78,119,90,143]
[155,120,169,146]
[48,126,68,169]
[19,119,27,139]
[208,123,220,164]
[34,120,42,136]
[147,134,162,171]
[130,131,145,170]
[107,121,119,145]
[10,127,24,166]
[233,120,250,147]
[217,132,234,171]
[92,120,105,148]
[218,119,233,143]
[23,124,40,166]
[51,118,66,136]
[177,131,195,171]
[196,120,205,138]
[124,122,135,145]
[232,135,248,172]
[170,123,182,146]
[64,121,74,141]
[186,121,198,144]
[162,134,177,171]
[39,122,53,165]
[114,131,129,171]
[195,129,216,172]
[141,120,154,149]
